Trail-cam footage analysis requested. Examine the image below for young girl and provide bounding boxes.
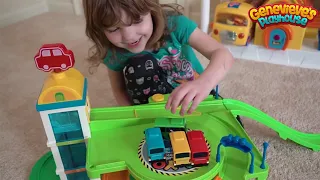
[82,0,234,116]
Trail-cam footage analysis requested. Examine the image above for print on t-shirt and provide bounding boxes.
[158,47,195,88]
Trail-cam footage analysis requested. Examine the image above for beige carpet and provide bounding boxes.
[0,12,319,180]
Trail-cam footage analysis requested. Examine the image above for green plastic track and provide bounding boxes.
[223,99,320,151]
[29,96,319,180]
[85,96,319,180]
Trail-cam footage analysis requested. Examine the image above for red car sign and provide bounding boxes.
[34,43,75,72]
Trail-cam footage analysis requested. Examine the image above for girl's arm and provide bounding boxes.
[166,27,234,115]
[189,28,234,89]
[107,68,133,106]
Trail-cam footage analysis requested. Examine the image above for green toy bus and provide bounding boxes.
[154,117,187,139]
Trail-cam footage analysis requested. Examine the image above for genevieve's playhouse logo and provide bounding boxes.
[248,4,318,29]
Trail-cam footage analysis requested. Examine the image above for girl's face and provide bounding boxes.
[105,10,154,53]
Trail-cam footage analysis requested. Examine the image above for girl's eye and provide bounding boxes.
[133,19,143,24]
[107,28,119,33]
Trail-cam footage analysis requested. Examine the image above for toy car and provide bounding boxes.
[186,130,210,166]
[144,127,166,162]
[169,131,191,166]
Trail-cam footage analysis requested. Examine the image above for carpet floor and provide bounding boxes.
[0,12,319,180]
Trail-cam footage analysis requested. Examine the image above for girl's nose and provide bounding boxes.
[121,27,135,42]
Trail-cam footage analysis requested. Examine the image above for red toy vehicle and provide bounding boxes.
[186,130,209,166]
[34,43,75,72]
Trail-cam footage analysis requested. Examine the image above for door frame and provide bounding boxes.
[72,0,83,15]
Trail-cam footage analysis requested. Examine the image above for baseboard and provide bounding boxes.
[0,1,48,28]
[47,0,74,14]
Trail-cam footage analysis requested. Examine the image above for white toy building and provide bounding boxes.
[34,43,91,180]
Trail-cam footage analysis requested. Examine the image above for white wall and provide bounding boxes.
[45,0,218,23]
[0,0,48,28]
[46,0,83,15]
[188,0,220,26]
[159,0,220,27]
[0,0,220,28]
[47,0,73,14]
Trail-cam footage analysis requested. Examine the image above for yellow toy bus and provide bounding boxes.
[212,1,254,46]
[169,131,191,166]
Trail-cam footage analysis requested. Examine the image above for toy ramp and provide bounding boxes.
[222,99,320,151]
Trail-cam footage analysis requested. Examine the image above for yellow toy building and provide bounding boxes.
[253,0,307,50]
[211,1,255,46]
[34,43,91,180]
[212,0,319,50]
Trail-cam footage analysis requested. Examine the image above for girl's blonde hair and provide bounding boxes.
[82,0,183,72]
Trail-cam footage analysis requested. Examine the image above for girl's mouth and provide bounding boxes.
[127,37,142,48]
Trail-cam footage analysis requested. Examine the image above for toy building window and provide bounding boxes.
[55,92,65,102]
[216,13,248,27]
[48,111,83,142]
[41,50,51,57]
[52,49,62,56]
[58,142,87,170]
[55,130,84,143]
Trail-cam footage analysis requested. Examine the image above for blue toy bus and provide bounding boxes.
[144,127,166,162]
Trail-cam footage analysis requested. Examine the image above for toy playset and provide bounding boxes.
[212,1,254,46]
[29,43,319,180]
[212,0,320,50]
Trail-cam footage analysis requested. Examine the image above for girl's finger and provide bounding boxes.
[170,89,188,114]
[166,85,182,110]
[187,93,204,114]
[180,90,197,116]
[166,95,173,110]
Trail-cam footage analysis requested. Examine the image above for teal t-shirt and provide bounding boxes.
[103,15,204,88]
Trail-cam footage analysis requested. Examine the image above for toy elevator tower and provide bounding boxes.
[34,43,91,180]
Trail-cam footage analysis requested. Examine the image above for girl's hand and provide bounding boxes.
[165,78,213,116]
